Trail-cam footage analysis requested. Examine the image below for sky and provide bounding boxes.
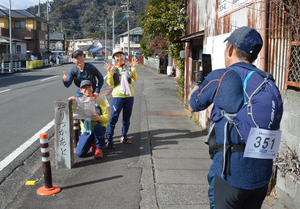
[0,0,49,10]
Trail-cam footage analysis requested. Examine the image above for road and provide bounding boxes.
[0,60,144,209]
[0,60,108,182]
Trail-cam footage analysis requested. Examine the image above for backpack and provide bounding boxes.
[206,64,283,167]
[73,63,97,87]
[112,63,132,86]
[222,66,283,143]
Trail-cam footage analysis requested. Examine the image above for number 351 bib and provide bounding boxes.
[243,127,282,159]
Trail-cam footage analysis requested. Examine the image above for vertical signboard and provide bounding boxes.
[219,0,253,18]
[54,100,74,169]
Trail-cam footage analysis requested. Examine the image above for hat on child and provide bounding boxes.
[80,80,92,88]
[112,48,124,58]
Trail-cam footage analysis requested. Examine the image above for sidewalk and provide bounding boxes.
[139,65,286,209]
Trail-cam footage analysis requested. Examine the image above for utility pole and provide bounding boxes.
[121,1,133,55]
[38,0,40,16]
[112,11,115,50]
[47,0,50,53]
[9,0,12,72]
[105,19,107,59]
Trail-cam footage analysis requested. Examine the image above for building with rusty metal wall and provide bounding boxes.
[178,1,300,208]
[177,0,299,127]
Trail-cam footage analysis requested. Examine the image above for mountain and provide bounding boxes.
[26,0,147,40]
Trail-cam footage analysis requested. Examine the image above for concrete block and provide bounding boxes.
[289,113,300,137]
[276,169,300,209]
[280,90,300,116]
[280,132,300,159]
[280,112,290,133]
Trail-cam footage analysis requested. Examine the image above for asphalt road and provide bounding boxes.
[0,60,108,182]
[0,59,144,209]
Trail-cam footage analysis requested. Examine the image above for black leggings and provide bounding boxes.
[214,174,268,209]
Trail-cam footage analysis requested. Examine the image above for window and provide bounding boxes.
[37,21,41,30]
[17,45,21,54]
[14,21,26,29]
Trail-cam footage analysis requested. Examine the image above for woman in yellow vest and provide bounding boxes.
[104,48,138,149]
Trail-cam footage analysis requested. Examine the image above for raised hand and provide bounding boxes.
[104,62,113,72]
[63,71,68,82]
[129,57,138,68]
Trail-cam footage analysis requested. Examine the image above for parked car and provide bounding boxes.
[30,55,38,61]
[94,54,104,61]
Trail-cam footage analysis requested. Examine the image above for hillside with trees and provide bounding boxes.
[26,0,147,40]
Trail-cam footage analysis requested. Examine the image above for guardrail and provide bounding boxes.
[1,62,22,73]
[1,58,73,74]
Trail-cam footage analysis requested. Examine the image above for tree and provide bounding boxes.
[148,34,168,59]
[139,0,186,58]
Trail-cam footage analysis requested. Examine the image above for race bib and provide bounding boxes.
[243,127,282,159]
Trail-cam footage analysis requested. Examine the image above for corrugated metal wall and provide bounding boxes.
[268,0,300,90]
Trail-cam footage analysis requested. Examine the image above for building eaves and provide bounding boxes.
[117,27,143,37]
[0,9,46,22]
[45,33,64,40]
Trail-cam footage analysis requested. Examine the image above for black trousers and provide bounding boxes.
[214,174,268,209]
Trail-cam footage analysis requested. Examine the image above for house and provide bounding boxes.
[45,33,65,53]
[68,38,102,57]
[179,1,300,208]
[0,35,27,62]
[117,27,143,55]
[89,46,112,59]
[0,9,47,60]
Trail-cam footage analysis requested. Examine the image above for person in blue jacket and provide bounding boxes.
[189,27,283,209]
[62,50,104,97]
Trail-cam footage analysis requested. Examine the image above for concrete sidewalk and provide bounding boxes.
[138,65,286,209]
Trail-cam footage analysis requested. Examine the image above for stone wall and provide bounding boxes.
[276,90,300,209]
[144,57,160,74]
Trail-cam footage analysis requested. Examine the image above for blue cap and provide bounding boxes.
[224,26,263,57]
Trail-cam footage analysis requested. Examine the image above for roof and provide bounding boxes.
[118,27,143,37]
[89,47,104,52]
[78,45,96,51]
[0,9,46,22]
[45,33,64,40]
[0,35,27,43]
[89,47,113,52]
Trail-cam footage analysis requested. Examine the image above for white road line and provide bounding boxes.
[0,120,54,172]
[0,89,12,94]
[40,75,59,82]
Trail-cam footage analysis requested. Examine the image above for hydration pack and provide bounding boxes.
[73,63,97,87]
[219,66,283,144]
[112,63,132,86]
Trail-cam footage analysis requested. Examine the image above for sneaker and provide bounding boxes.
[106,141,116,149]
[120,136,132,144]
[94,148,103,159]
[90,141,96,152]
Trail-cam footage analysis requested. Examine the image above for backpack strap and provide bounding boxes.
[73,67,81,87]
